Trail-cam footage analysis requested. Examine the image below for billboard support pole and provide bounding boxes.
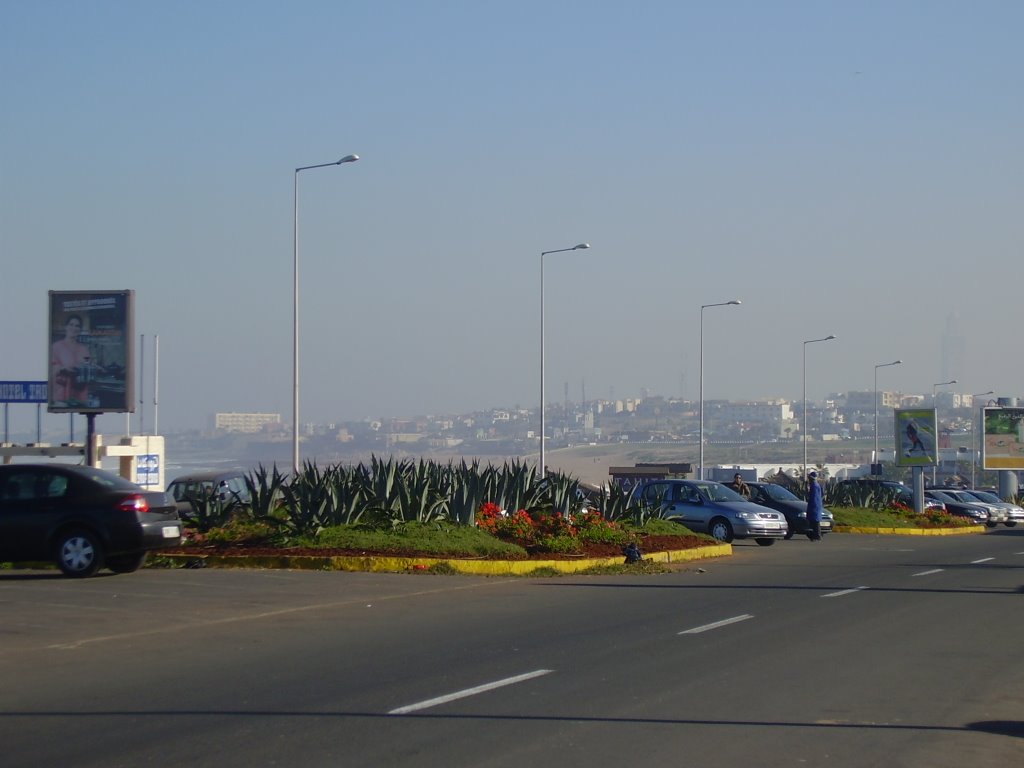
[85,413,97,466]
[912,466,924,514]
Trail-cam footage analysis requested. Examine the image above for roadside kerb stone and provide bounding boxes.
[158,542,733,575]
[834,525,986,535]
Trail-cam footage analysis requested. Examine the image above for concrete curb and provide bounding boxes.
[834,525,986,536]
[158,543,733,575]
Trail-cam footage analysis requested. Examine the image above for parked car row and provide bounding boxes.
[628,479,833,545]
[925,487,1023,527]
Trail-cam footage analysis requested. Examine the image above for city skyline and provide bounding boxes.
[1,380,1003,443]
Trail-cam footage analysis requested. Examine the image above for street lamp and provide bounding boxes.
[970,391,994,488]
[699,300,741,480]
[873,359,902,465]
[803,335,836,477]
[293,154,359,475]
[931,379,957,484]
[539,243,589,478]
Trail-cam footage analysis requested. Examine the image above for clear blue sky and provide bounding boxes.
[2,1,1021,435]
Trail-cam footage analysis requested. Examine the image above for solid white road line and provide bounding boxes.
[822,586,868,598]
[679,614,754,634]
[971,557,994,564]
[389,669,554,715]
[912,569,945,577]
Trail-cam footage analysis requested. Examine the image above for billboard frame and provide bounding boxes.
[981,406,1024,471]
[894,408,938,467]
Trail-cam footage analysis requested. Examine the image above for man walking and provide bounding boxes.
[806,471,824,541]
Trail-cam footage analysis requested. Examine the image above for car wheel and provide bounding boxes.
[709,517,734,543]
[783,526,795,540]
[54,529,104,578]
[107,552,147,574]
[986,521,998,528]
[1005,521,1018,528]
[755,538,775,547]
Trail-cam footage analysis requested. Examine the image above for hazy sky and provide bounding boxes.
[2,1,1021,436]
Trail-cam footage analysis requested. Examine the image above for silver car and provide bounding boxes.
[964,490,1023,528]
[630,479,788,546]
[940,489,1008,527]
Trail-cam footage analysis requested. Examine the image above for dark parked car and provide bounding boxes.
[746,481,834,539]
[0,464,182,577]
[923,489,991,525]
[629,479,788,545]
[167,470,250,519]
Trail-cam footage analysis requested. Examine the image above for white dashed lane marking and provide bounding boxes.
[679,614,754,634]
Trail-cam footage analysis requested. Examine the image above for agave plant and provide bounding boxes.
[180,484,246,533]
[360,455,448,526]
[594,482,635,522]
[278,462,341,536]
[245,464,288,520]
[443,459,490,526]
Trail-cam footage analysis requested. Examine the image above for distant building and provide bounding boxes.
[720,400,793,424]
[213,412,282,434]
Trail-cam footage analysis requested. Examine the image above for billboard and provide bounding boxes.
[48,290,135,413]
[982,407,1024,470]
[894,408,937,467]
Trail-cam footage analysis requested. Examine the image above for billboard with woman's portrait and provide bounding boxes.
[48,290,135,413]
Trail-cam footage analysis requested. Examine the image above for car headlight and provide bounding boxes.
[735,511,754,519]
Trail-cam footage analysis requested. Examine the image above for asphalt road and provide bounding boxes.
[2,531,1023,767]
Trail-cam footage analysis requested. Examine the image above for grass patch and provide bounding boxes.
[831,506,974,529]
[832,506,917,528]
[524,566,562,577]
[310,521,529,558]
[579,560,674,575]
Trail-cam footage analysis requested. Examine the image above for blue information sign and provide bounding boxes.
[136,454,161,486]
[0,381,48,404]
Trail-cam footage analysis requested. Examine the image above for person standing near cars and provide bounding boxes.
[726,472,751,499]
[806,471,824,541]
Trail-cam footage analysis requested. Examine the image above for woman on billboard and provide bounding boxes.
[50,314,92,406]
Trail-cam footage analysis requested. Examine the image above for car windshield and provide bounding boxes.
[762,483,799,501]
[695,482,746,502]
[927,490,954,502]
[945,491,977,503]
[168,480,217,501]
[968,491,1001,503]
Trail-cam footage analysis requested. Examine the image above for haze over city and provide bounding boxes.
[3,2,1021,438]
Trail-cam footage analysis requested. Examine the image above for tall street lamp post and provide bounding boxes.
[970,391,994,488]
[873,359,902,467]
[931,379,957,484]
[699,300,741,480]
[803,335,836,477]
[293,154,359,475]
[539,243,589,477]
